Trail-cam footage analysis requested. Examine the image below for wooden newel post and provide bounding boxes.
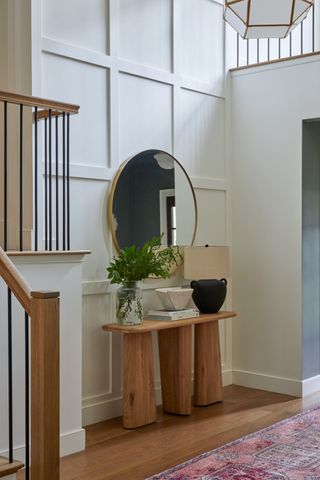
[31,291,60,480]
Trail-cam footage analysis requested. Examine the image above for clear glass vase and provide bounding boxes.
[116,281,143,325]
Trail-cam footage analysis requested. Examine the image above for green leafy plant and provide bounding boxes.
[107,236,182,286]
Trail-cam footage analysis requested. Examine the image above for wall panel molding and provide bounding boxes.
[42,164,228,187]
[41,162,115,181]
[42,36,226,100]
[69,164,114,181]
[109,0,119,57]
[42,37,111,68]
[192,176,227,190]
[180,78,225,98]
[82,280,111,296]
[82,279,191,296]
[39,0,230,427]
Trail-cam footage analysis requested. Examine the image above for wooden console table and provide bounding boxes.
[102,311,236,429]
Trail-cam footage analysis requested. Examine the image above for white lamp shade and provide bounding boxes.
[184,246,230,280]
[224,0,314,39]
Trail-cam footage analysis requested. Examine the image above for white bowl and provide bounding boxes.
[156,287,193,311]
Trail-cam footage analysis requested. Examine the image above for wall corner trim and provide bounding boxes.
[301,375,320,397]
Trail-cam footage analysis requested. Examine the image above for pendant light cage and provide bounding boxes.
[224,0,314,39]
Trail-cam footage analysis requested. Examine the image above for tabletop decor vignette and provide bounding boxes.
[107,236,182,325]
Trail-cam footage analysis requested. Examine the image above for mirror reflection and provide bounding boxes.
[109,150,197,251]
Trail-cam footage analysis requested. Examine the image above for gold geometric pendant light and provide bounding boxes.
[224,0,314,39]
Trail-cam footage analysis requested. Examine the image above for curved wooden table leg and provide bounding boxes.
[123,332,156,428]
[158,325,192,415]
[194,321,222,406]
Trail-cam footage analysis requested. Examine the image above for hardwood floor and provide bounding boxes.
[15,385,320,480]
[55,385,320,480]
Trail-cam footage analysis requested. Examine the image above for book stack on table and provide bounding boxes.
[146,308,199,321]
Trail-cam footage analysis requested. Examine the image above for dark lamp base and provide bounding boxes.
[190,279,227,313]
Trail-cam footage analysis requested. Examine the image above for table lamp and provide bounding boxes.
[184,246,230,313]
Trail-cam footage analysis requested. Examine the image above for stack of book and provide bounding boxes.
[146,308,199,321]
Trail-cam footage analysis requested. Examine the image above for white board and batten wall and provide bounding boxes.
[230,54,320,397]
[31,0,232,427]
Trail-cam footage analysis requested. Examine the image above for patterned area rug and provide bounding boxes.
[146,406,320,479]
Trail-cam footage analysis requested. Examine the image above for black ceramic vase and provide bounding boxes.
[191,279,227,313]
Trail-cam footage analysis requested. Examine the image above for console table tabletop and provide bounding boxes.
[102,310,236,333]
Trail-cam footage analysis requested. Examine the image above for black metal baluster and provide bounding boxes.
[290,32,292,56]
[34,107,38,251]
[267,39,270,61]
[4,101,8,251]
[49,109,52,251]
[237,33,239,67]
[19,105,23,251]
[278,38,281,59]
[67,113,70,250]
[62,112,66,250]
[8,288,13,463]
[25,312,30,480]
[44,118,48,250]
[55,115,59,250]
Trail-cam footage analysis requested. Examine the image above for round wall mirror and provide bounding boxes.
[108,149,197,252]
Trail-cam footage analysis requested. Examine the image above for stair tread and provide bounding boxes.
[0,457,24,477]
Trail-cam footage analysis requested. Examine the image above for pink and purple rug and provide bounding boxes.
[146,406,320,479]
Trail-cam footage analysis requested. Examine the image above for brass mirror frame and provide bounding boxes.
[108,150,198,253]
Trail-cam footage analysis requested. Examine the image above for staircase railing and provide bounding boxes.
[0,90,79,252]
[0,246,60,480]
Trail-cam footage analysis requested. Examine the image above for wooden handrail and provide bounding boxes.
[230,50,320,72]
[33,109,65,122]
[0,248,32,315]
[0,90,79,114]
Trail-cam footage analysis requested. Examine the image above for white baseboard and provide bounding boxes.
[81,370,320,428]
[82,369,320,426]
[232,369,302,397]
[222,369,233,387]
[60,428,86,457]
[82,384,164,427]
[82,370,233,426]
[0,428,85,463]
[301,374,320,397]
[82,394,124,427]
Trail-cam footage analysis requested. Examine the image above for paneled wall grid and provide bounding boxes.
[32,0,230,425]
